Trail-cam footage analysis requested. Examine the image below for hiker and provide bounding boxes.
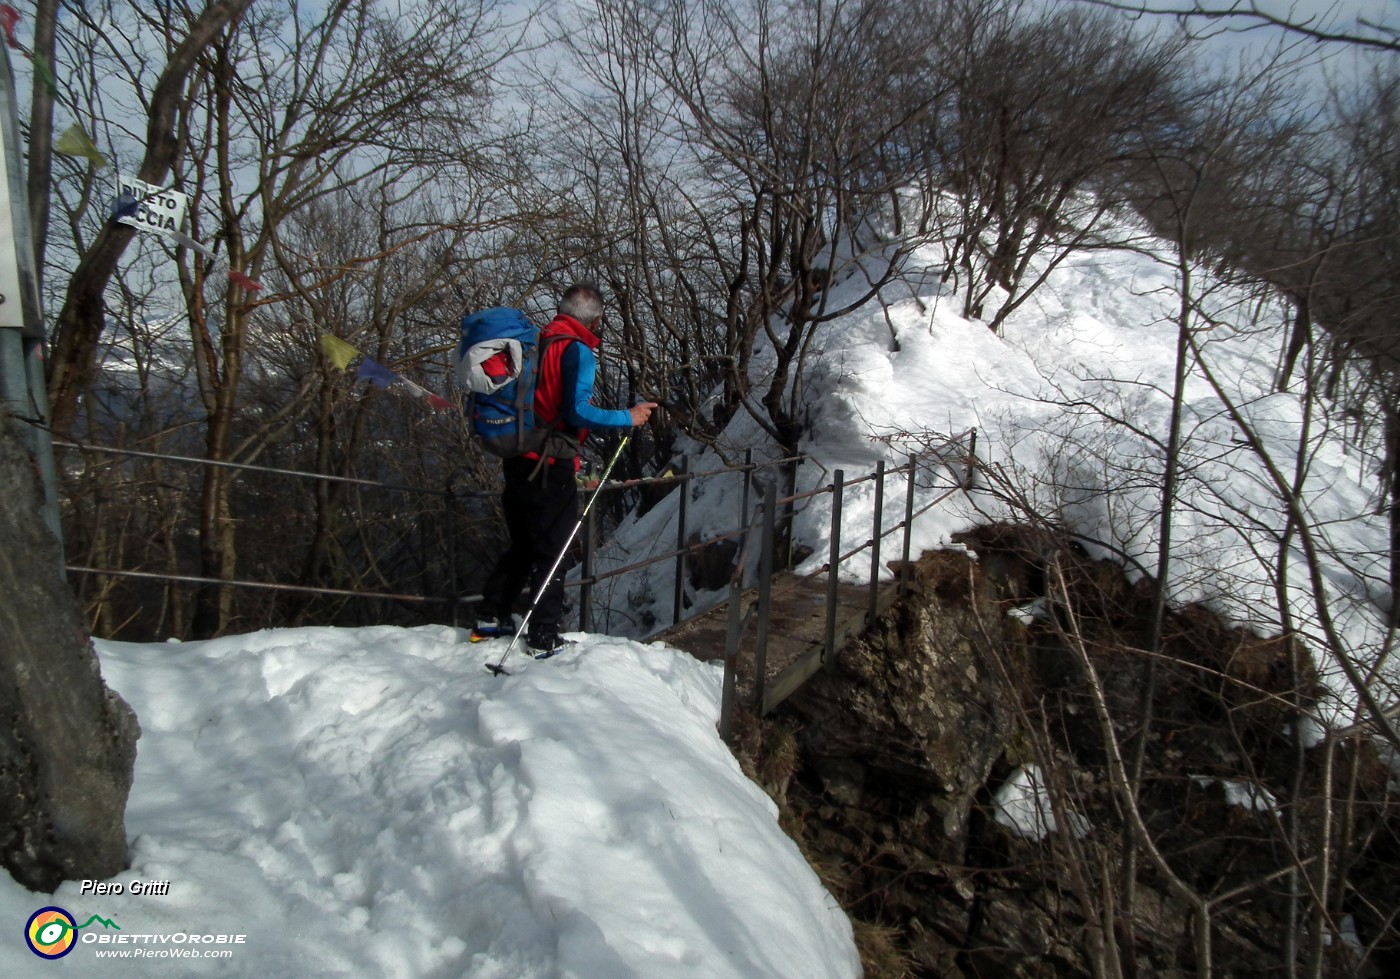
[472,284,657,657]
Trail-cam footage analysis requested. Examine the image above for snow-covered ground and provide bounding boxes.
[1,627,859,978]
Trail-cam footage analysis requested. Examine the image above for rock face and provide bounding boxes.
[743,528,1399,978]
[0,410,139,892]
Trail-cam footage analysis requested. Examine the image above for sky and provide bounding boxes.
[2,164,1395,979]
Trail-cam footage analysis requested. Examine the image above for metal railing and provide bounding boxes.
[708,433,978,736]
[574,448,803,632]
[58,427,978,724]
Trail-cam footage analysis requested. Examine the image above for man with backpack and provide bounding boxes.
[467,284,657,658]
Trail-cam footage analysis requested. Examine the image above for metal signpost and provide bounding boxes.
[0,42,62,556]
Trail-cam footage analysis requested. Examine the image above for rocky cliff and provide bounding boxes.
[733,526,1398,978]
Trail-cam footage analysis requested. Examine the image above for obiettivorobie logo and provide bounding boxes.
[23,903,249,962]
[24,906,119,959]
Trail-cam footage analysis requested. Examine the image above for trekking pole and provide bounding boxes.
[486,436,631,676]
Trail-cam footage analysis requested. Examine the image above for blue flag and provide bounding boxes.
[356,357,399,388]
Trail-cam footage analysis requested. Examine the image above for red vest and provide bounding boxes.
[529,314,603,465]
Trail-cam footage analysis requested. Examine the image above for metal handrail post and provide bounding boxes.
[901,455,916,596]
[824,471,843,672]
[673,455,688,626]
[739,448,753,585]
[741,448,753,517]
[782,458,798,570]
[753,482,776,712]
[446,478,458,627]
[719,578,742,741]
[868,460,885,626]
[580,504,596,632]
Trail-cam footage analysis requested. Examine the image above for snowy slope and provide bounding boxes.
[0,628,859,978]
[590,218,1390,727]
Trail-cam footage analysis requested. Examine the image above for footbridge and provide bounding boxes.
[575,432,978,739]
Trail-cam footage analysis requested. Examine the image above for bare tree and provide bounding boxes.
[43,0,257,436]
[554,0,948,463]
[41,0,538,636]
[182,0,536,635]
[1076,0,1400,54]
[930,1,1198,332]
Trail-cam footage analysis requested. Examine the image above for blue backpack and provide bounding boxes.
[454,307,574,458]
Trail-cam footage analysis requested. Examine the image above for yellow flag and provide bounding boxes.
[318,334,361,371]
[54,123,108,169]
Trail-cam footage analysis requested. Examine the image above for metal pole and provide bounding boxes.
[901,455,916,597]
[868,460,884,626]
[824,471,843,671]
[753,480,776,712]
[739,447,752,586]
[964,428,978,487]
[580,503,596,632]
[719,578,742,741]
[740,448,753,517]
[782,458,798,570]
[673,454,688,626]
[445,479,459,627]
[0,42,60,558]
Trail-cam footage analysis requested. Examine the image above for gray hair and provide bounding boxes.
[558,283,604,325]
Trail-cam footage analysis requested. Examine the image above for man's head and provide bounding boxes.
[559,283,604,327]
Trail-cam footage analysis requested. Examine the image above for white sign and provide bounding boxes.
[115,174,187,234]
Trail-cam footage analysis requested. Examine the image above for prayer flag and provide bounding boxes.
[356,357,399,388]
[227,268,262,291]
[1,5,20,49]
[29,51,56,95]
[111,192,139,222]
[54,123,107,169]
[166,229,217,260]
[318,334,360,371]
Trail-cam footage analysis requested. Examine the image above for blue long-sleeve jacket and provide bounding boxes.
[553,335,632,431]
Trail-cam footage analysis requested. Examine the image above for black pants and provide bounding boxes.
[481,456,578,640]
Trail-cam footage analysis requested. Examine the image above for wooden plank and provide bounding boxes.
[762,582,902,713]
[655,574,906,718]
[763,643,825,714]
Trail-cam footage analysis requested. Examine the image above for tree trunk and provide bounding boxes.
[25,0,56,289]
[1277,295,1311,392]
[0,410,139,892]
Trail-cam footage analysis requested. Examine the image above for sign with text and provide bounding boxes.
[114,174,187,234]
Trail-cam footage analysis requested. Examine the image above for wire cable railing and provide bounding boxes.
[58,428,978,728]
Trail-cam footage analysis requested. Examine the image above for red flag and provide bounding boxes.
[227,268,262,291]
[0,5,21,49]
